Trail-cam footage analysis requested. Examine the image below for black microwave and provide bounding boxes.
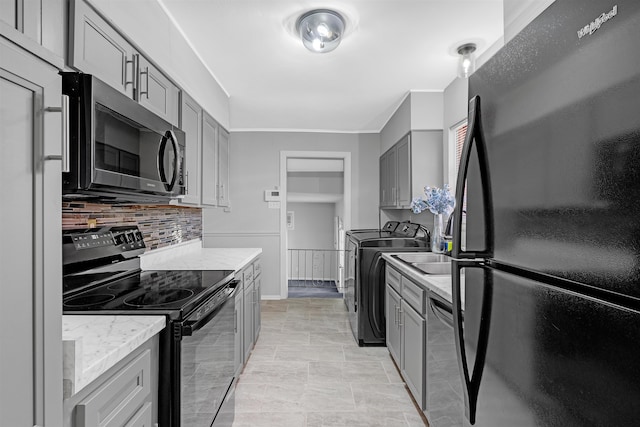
[62,73,185,203]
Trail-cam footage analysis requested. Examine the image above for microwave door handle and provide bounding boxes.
[158,131,178,191]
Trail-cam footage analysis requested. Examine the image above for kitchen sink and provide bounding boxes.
[391,253,452,275]
[412,262,452,275]
[392,253,450,264]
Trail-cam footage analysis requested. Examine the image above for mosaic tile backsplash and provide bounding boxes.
[62,202,202,251]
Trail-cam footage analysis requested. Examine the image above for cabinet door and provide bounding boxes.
[396,134,411,208]
[253,276,261,342]
[234,290,244,375]
[201,111,218,206]
[180,92,202,205]
[124,402,152,427]
[401,300,426,410]
[385,285,402,365]
[217,127,230,207]
[137,55,179,126]
[387,147,397,206]
[243,281,254,362]
[1,0,64,58]
[69,0,136,97]
[1,39,62,427]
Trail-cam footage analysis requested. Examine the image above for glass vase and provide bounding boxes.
[431,213,445,253]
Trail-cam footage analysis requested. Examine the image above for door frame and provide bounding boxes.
[279,151,352,299]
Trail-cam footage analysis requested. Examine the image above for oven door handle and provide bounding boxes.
[182,280,239,336]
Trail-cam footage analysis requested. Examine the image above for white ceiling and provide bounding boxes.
[159,0,504,133]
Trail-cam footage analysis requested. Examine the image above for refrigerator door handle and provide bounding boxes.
[452,259,493,425]
[452,96,494,259]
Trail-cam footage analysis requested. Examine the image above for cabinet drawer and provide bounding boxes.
[386,265,401,293]
[243,265,254,284]
[253,259,262,278]
[75,349,151,427]
[401,277,425,314]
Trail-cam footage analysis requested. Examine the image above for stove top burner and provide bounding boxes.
[106,281,142,291]
[123,289,195,307]
[64,293,116,307]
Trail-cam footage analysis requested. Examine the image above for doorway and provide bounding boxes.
[279,151,351,299]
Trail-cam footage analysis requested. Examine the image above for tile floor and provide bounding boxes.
[231,298,427,426]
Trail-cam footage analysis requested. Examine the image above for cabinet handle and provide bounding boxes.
[234,309,237,333]
[398,308,403,327]
[44,95,70,172]
[185,170,189,194]
[125,55,136,89]
[140,66,149,99]
[394,304,398,325]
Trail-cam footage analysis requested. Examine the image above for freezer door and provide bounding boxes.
[453,261,640,426]
[464,0,640,299]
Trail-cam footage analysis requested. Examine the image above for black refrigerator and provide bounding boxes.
[451,1,640,426]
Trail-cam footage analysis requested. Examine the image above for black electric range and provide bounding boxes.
[62,226,238,427]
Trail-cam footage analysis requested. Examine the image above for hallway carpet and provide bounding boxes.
[231,298,426,426]
[288,280,343,298]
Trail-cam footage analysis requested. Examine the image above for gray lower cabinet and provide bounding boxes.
[234,278,244,376]
[384,265,427,411]
[401,299,426,409]
[243,279,255,362]
[63,337,159,427]
[253,275,261,340]
[0,36,63,427]
[241,257,262,364]
[385,285,402,364]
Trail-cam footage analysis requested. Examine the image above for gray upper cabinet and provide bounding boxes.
[0,0,64,60]
[69,0,136,97]
[217,127,230,207]
[396,135,411,207]
[380,146,397,208]
[180,92,203,205]
[1,37,63,427]
[137,54,179,126]
[380,131,443,209]
[69,0,180,126]
[178,95,231,207]
[202,111,219,206]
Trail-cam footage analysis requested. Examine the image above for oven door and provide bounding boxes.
[180,281,238,427]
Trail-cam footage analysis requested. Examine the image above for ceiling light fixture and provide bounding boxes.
[296,9,345,53]
[457,43,477,78]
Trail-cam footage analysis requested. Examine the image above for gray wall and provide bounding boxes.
[287,203,335,250]
[203,131,380,298]
[380,92,444,153]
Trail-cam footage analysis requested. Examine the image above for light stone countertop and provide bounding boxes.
[140,239,262,271]
[62,315,165,399]
[382,252,465,308]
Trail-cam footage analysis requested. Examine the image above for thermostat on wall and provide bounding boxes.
[264,189,281,201]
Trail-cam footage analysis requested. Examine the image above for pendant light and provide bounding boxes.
[457,43,477,78]
[296,9,345,53]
